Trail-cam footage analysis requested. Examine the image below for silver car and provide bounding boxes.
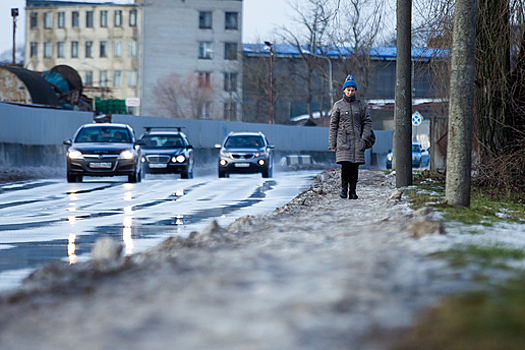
[215,132,275,178]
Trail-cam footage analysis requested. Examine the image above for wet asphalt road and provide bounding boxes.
[0,170,320,291]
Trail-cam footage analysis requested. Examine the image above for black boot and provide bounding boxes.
[349,182,358,199]
[340,180,349,199]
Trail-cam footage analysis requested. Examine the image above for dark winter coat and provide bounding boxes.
[328,96,373,164]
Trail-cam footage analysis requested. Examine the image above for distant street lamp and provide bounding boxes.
[11,8,19,65]
[302,49,333,110]
[82,60,106,99]
[264,41,273,124]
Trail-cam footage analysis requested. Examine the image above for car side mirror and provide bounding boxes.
[187,144,194,149]
[268,144,275,149]
[63,139,72,146]
[134,139,146,146]
[214,144,222,149]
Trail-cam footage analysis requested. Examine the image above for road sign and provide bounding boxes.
[412,111,423,126]
[126,97,140,107]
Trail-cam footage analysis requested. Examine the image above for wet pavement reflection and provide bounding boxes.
[0,172,318,291]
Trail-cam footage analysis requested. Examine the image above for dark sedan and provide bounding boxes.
[140,128,194,179]
[63,123,145,183]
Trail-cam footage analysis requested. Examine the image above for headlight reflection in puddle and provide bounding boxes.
[123,216,134,255]
[68,233,77,265]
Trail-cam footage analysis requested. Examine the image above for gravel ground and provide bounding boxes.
[0,169,486,350]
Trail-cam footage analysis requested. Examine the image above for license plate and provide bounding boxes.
[234,163,250,168]
[89,162,112,169]
[149,163,167,168]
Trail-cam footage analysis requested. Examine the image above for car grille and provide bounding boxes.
[83,154,119,161]
[232,153,254,160]
[146,155,171,163]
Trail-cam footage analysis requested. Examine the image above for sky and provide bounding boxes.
[0,0,291,56]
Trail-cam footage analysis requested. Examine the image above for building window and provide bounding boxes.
[57,42,65,58]
[71,41,79,58]
[100,71,108,87]
[100,10,108,27]
[72,11,79,27]
[44,41,52,58]
[224,72,237,91]
[113,70,122,87]
[129,9,137,27]
[44,12,52,28]
[128,41,137,57]
[127,71,137,87]
[225,12,238,30]
[198,42,213,59]
[114,42,122,57]
[30,12,38,29]
[115,10,122,27]
[85,41,93,58]
[198,72,211,87]
[224,102,237,120]
[85,71,93,87]
[200,102,211,119]
[30,42,38,57]
[224,42,238,60]
[100,41,108,57]
[199,11,212,29]
[58,12,65,28]
[86,11,94,28]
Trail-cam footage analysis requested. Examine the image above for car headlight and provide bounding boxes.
[258,159,266,166]
[68,150,83,159]
[119,150,134,160]
[172,155,186,163]
[219,159,227,166]
[387,156,393,161]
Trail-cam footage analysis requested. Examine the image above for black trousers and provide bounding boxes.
[340,162,359,184]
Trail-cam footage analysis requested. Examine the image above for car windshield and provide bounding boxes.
[142,135,184,149]
[224,136,264,148]
[75,127,131,143]
[412,144,421,152]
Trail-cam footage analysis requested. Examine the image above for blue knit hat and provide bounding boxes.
[342,75,357,91]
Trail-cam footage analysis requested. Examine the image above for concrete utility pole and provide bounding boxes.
[264,41,274,124]
[445,0,478,207]
[394,0,412,187]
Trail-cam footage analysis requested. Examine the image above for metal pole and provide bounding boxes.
[11,8,18,65]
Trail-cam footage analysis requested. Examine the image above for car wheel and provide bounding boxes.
[262,167,272,178]
[128,171,139,183]
[181,167,193,179]
[67,173,82,183]
[218,170,228,178]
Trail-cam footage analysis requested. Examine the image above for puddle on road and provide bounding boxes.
[0,181,60,194]
[0,180,278,286]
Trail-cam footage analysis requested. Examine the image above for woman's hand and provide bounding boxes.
[330,148,335,152]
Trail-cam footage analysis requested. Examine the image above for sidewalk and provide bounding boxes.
[0,170,479,350]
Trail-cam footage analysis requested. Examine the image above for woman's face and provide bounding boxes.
[344,86,356,97]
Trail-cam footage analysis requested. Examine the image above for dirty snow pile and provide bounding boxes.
[0,169,520,350]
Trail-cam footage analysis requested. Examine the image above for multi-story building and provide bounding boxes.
[25,0,141,113]
[24,0,243,120]
[138,0,242,120]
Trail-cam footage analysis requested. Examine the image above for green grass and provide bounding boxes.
[396,275,525,350]
[430,244,525,269]
[404,172,525,226]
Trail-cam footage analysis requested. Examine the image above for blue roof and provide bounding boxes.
[243,44,448,60]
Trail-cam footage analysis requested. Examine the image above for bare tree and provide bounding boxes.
[330,0,385,93]
[154,72,219,119]
[279,0,336,123]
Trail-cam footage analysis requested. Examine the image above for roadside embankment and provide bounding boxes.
[0,169,509,350]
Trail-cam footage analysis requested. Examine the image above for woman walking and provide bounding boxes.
[328,75,374,199]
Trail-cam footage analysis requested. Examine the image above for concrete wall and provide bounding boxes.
[0,102,393,168]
